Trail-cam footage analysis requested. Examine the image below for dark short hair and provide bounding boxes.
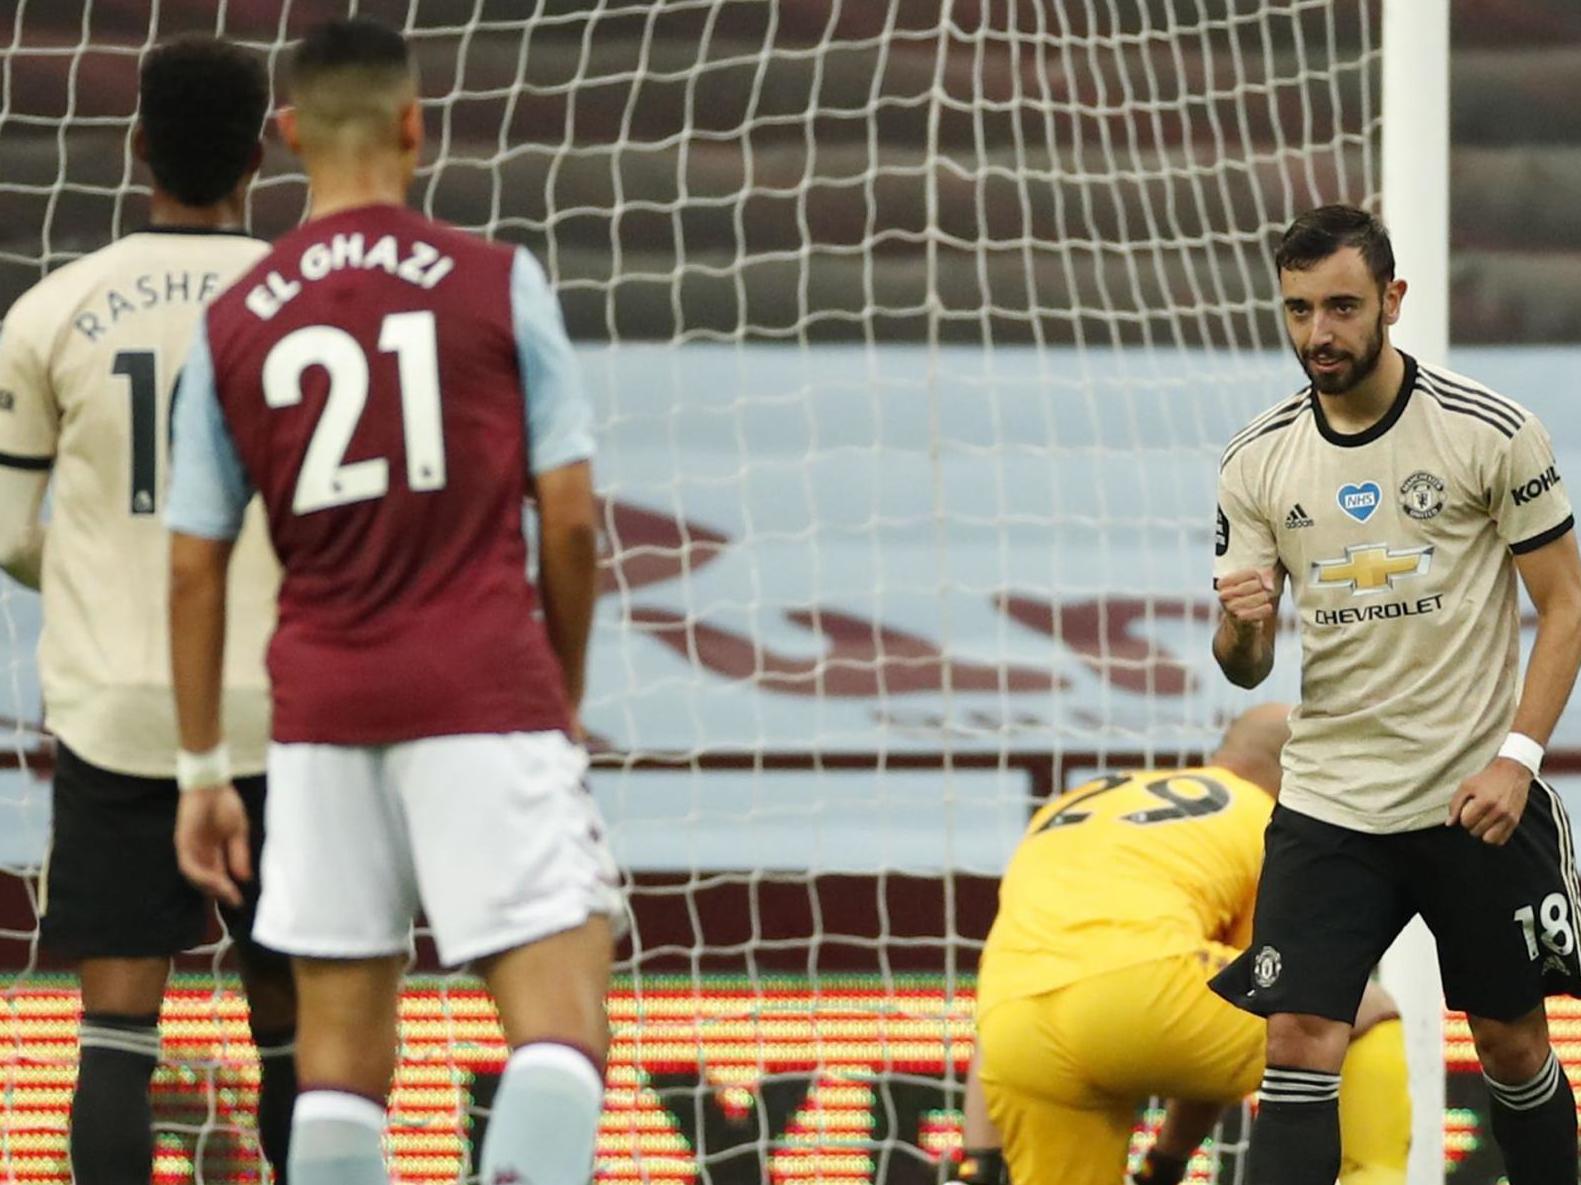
[287,16,413,99]
[1274,204,1395,286]
[140,36,269,207]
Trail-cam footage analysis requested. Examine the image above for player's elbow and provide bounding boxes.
[539,517,599,578]
[168,532,233,605]
[1212,639,1270,689]
[0,525,43,590]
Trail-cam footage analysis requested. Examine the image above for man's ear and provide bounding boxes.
[276,106,301,155]
[399,98,423,155]
[1383,277,1407,326]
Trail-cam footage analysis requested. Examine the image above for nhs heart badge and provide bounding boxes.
[1337,481,1382,522]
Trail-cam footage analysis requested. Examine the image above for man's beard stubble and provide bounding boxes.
[1298,311,1385,395]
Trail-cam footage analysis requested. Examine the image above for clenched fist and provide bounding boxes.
[1218,567,1279,627]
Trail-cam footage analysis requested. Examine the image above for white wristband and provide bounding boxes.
[176,743,231,792]
[1498,732,1544,778]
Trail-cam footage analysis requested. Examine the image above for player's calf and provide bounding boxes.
[70,1011,161,1185]
[1472,1007,1579,1185]
[477,919,613,1185]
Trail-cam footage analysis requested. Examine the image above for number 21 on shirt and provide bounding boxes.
[263,310,445,514]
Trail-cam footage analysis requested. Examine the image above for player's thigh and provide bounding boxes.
[1066,950,1266,1103]
[977,995,1132,1185]
[1406,779,1581,1021]
[40,742,206,959]
[253,743,420,959]
[389,730,623,968]
[1211,805,1411,1024]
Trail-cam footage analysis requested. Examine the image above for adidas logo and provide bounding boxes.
[1285,503,1315,529]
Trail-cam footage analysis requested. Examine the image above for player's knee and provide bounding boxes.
[1467,1006,1551,1083]
[1266,1011,1350,1071]
[77,957,172,1017]
[237,944,298,1033]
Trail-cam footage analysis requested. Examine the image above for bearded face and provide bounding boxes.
[1297,306,1385,395]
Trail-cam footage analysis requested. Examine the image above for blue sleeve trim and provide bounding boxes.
[165,320,253,540]
[511,249,594,475]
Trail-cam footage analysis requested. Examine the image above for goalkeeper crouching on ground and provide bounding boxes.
[958,704,1410,1185]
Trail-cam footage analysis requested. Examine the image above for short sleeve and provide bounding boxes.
[1493,416,1573,555]
[165,319,254,541]
[0,297,60,468]
[1213,448,1278,582]
[511,249,594,475]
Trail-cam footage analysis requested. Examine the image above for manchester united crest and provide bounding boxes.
[1399,470,1445,521]
[1252,945,1283,988]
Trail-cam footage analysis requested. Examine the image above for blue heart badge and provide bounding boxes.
[1337,481,1382,522]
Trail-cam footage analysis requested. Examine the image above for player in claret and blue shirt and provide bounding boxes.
[163,17,622,1185]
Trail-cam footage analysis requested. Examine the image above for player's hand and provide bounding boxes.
[174,783,252,907]
[1447,758,1530,846]
[1217,567,1279,629]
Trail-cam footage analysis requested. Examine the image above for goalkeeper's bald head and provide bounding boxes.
[1211,702,1292,798]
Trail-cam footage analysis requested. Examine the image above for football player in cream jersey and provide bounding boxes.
[1214,205,1581,1185]
[0,37,296,1184]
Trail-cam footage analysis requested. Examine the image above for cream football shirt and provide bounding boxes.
[0,231,277,777]
[1215,354,1573,833]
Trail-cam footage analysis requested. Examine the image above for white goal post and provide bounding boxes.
[1379,2,1450,1183]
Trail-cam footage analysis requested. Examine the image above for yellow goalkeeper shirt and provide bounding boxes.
[977,765,1272,1018]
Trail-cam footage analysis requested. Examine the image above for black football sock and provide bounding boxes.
[1245,1065,1342,1185]
[69,1012,161,1185]
[1486,1048,1579,1185]
[255,1026,298,1184]
[954,1146,1007,1184]
[1132,1147,1191,1185]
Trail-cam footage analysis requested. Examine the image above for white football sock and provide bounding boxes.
[288,1090,390,1185]
[480,1043,605,1185]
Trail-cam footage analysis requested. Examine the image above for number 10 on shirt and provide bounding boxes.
[263,310,445,514]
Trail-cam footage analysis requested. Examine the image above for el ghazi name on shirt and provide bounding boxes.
[244,231,456,321]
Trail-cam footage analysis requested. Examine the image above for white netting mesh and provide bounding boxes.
[0,1,1382,1181]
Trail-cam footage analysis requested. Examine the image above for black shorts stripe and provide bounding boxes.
[1222,390,1309,456]
[1421,387,1518,439]
[1536,778,1581,925]
[0,450,53,470]
[1221,406,1311,470]
[1511,515,1575,555]
[1419,366,1527,422]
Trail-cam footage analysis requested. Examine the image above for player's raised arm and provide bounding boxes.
[514,248,598,726]
[1211,451,1282,688]
[165,322,255,904]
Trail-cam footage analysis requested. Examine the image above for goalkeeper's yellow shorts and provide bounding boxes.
[976,950,1410,1185]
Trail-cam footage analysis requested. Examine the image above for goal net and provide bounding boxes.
[0,1,1443,1182]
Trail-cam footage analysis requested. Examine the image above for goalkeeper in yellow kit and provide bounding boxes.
[967,704,1410,1185]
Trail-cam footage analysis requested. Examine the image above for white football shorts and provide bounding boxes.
[253,730,624,965]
